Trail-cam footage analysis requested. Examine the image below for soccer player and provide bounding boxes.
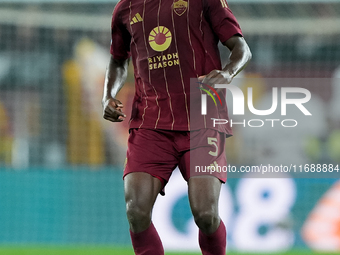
[102,0,251,254]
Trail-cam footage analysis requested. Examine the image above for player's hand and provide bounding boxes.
[198,70,233,93]
[102,98,126,122]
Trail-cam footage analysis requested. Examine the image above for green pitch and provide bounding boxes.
[0,246,339,255]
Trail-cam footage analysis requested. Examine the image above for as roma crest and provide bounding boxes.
[173,0,188,16]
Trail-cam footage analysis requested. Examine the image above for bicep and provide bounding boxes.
[109,56,129,73]
[222,36,252,65]
[222,35,245,51]
[110,5,131,59]
[110,26,131,59]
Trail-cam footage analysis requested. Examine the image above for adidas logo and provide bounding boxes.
[130,13,143,25]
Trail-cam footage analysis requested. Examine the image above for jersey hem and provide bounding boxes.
[128,125,233,138]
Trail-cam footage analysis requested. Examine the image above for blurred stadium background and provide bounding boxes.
[0,0,339,254]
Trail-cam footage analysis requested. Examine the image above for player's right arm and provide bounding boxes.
[103,2,131,122]
[102,56,129,122]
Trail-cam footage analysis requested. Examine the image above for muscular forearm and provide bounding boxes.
[103,56,129,102]
[200,36,251,86]
[222,36,252,79]
[102,56,129,122]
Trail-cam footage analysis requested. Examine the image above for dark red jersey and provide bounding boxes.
[111,0,242,134]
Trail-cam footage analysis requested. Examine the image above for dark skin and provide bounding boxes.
[102,35,251,234]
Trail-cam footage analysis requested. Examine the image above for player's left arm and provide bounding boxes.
[222,35,252,81]
[200,35,251,86]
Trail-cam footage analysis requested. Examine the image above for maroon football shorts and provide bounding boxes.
[123,128,227,195]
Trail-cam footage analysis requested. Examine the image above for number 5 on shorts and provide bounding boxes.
[208,137,218,156]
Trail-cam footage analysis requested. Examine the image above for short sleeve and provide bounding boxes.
[110,2,131,59]
[204,0,243,43]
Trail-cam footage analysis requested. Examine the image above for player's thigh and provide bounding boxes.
[188,175,222,214]
[179,129,227,182]
[124,129,179,195]
[124,172,162,212]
